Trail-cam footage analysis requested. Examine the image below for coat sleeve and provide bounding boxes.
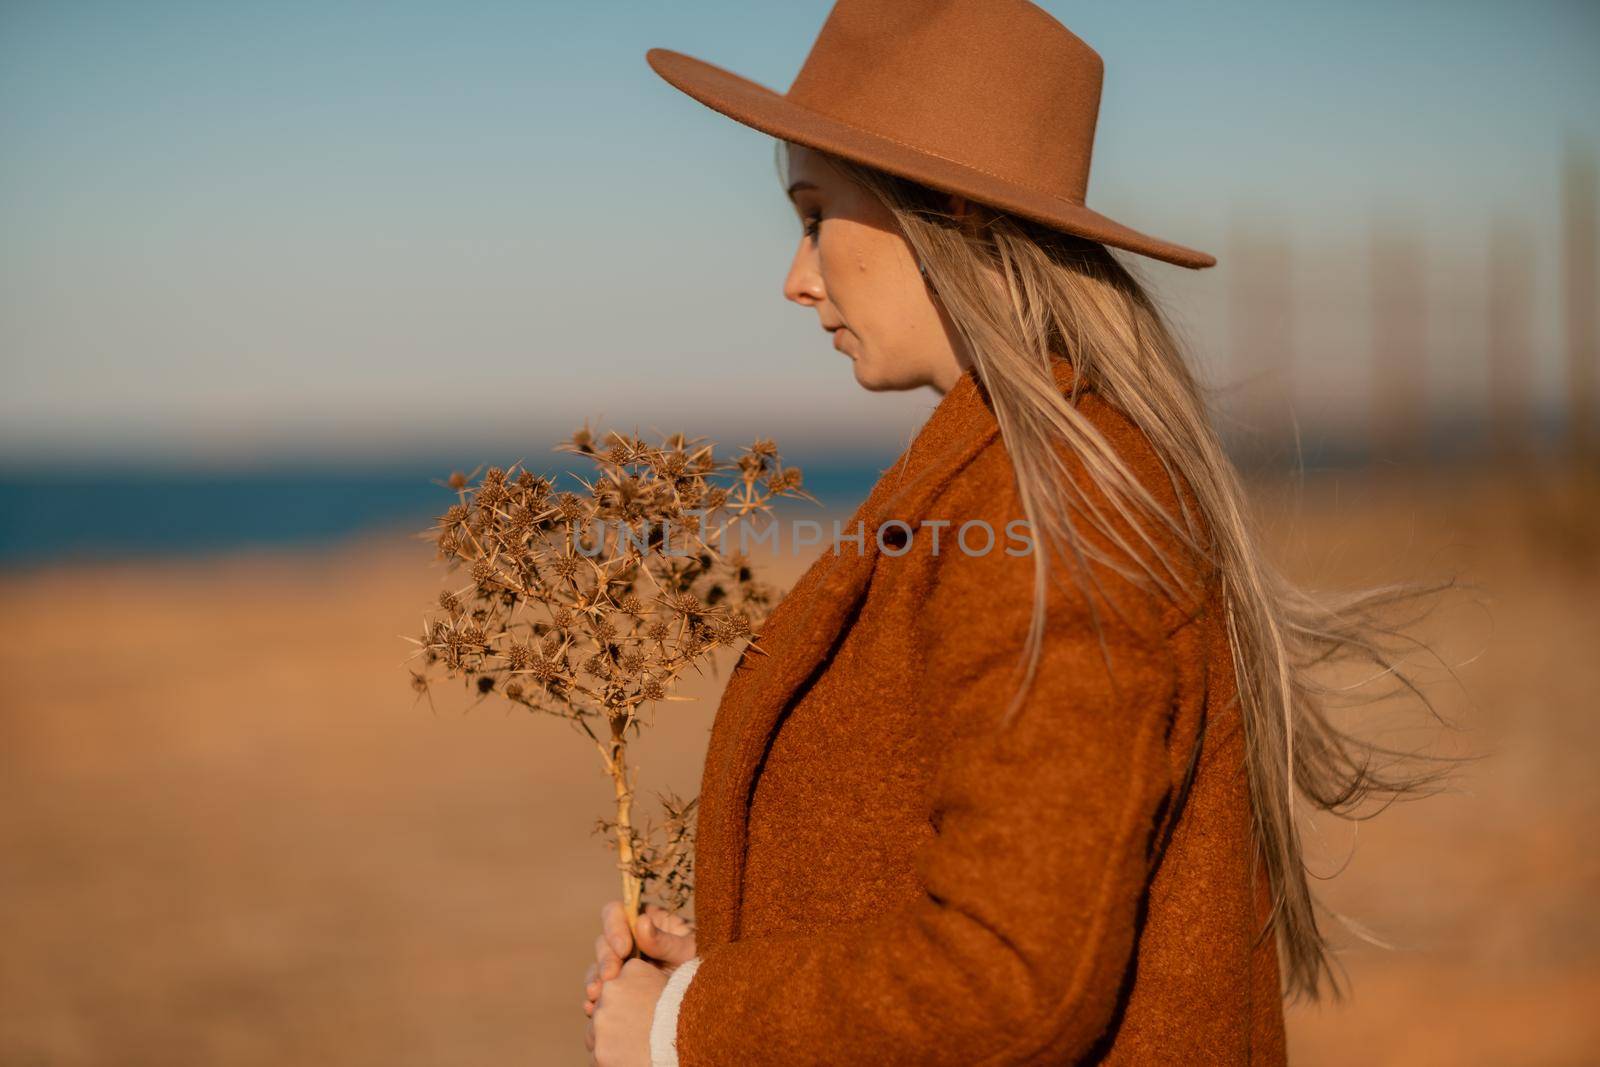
[671,479,1184,1066]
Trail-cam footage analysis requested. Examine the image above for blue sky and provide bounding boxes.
[2,0,1596,464]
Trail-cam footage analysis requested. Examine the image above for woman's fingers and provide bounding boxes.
[583,960,600,1013]
[593,900,696,999]
[633,912,666,956]
[599,899,634,958]
[643,903,691,935]
[593,932,622,981]
[633,910,698,967]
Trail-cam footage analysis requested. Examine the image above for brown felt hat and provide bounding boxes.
[646,0,1216,270]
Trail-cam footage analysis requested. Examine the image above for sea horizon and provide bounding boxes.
[0,407,1570,569]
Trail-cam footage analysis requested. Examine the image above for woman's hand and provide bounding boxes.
[581,901,697,1066]
[585,958,668,1067]
[582,900,697,1016]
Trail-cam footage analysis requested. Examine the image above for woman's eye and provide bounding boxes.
[802,213,822,240]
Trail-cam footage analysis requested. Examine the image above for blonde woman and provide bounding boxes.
[583,2,1453,1064]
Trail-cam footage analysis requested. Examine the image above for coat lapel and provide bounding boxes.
[692,359,1081,945]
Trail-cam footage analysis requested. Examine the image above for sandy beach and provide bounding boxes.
[1,468,1596,1064]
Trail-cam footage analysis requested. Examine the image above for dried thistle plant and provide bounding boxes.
[403,427,814,938]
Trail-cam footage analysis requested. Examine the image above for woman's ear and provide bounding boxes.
[945,193,990,238]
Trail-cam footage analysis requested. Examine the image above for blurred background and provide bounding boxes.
[2,1,1596,1063]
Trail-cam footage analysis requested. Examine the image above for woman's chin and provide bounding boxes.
[848,356,895,392]
[852,368,890,392]
[851,362,919,393]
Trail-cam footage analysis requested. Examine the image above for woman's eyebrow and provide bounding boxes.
[786,180,819,201]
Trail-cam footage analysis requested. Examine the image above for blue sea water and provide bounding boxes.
[0,456,895,569]
[0,412,1529,569]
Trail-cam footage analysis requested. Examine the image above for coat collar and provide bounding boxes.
[693,357,1082,945]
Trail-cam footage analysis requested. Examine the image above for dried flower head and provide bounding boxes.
[407,426,815,916]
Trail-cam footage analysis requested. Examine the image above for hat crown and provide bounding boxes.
[785,0,1103,205]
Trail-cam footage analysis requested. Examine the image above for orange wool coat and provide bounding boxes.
[671,358,1288,1064]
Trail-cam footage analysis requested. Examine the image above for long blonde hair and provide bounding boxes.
[778,143,1468,1004]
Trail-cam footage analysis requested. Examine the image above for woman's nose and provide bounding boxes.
[783,242,823,307]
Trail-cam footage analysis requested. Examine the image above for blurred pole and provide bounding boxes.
[1370,212,1428,466]
[1488,212,1534,463]
[1227,218,1295,463]
[1564,138,1597,465]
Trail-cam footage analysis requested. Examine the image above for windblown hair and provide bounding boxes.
[777,143,1468,1005]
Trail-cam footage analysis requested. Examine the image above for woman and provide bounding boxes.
[585,2,1452,1063]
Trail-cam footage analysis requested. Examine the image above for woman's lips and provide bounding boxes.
[833,328,851,354]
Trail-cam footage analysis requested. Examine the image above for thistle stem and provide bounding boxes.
[605,720,645,959]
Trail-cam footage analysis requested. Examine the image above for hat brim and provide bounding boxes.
[645,47,1216,270]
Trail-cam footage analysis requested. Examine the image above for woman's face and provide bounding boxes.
[782,144,970,393]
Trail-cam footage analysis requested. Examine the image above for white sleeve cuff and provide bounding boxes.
[649,956,702,1067]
